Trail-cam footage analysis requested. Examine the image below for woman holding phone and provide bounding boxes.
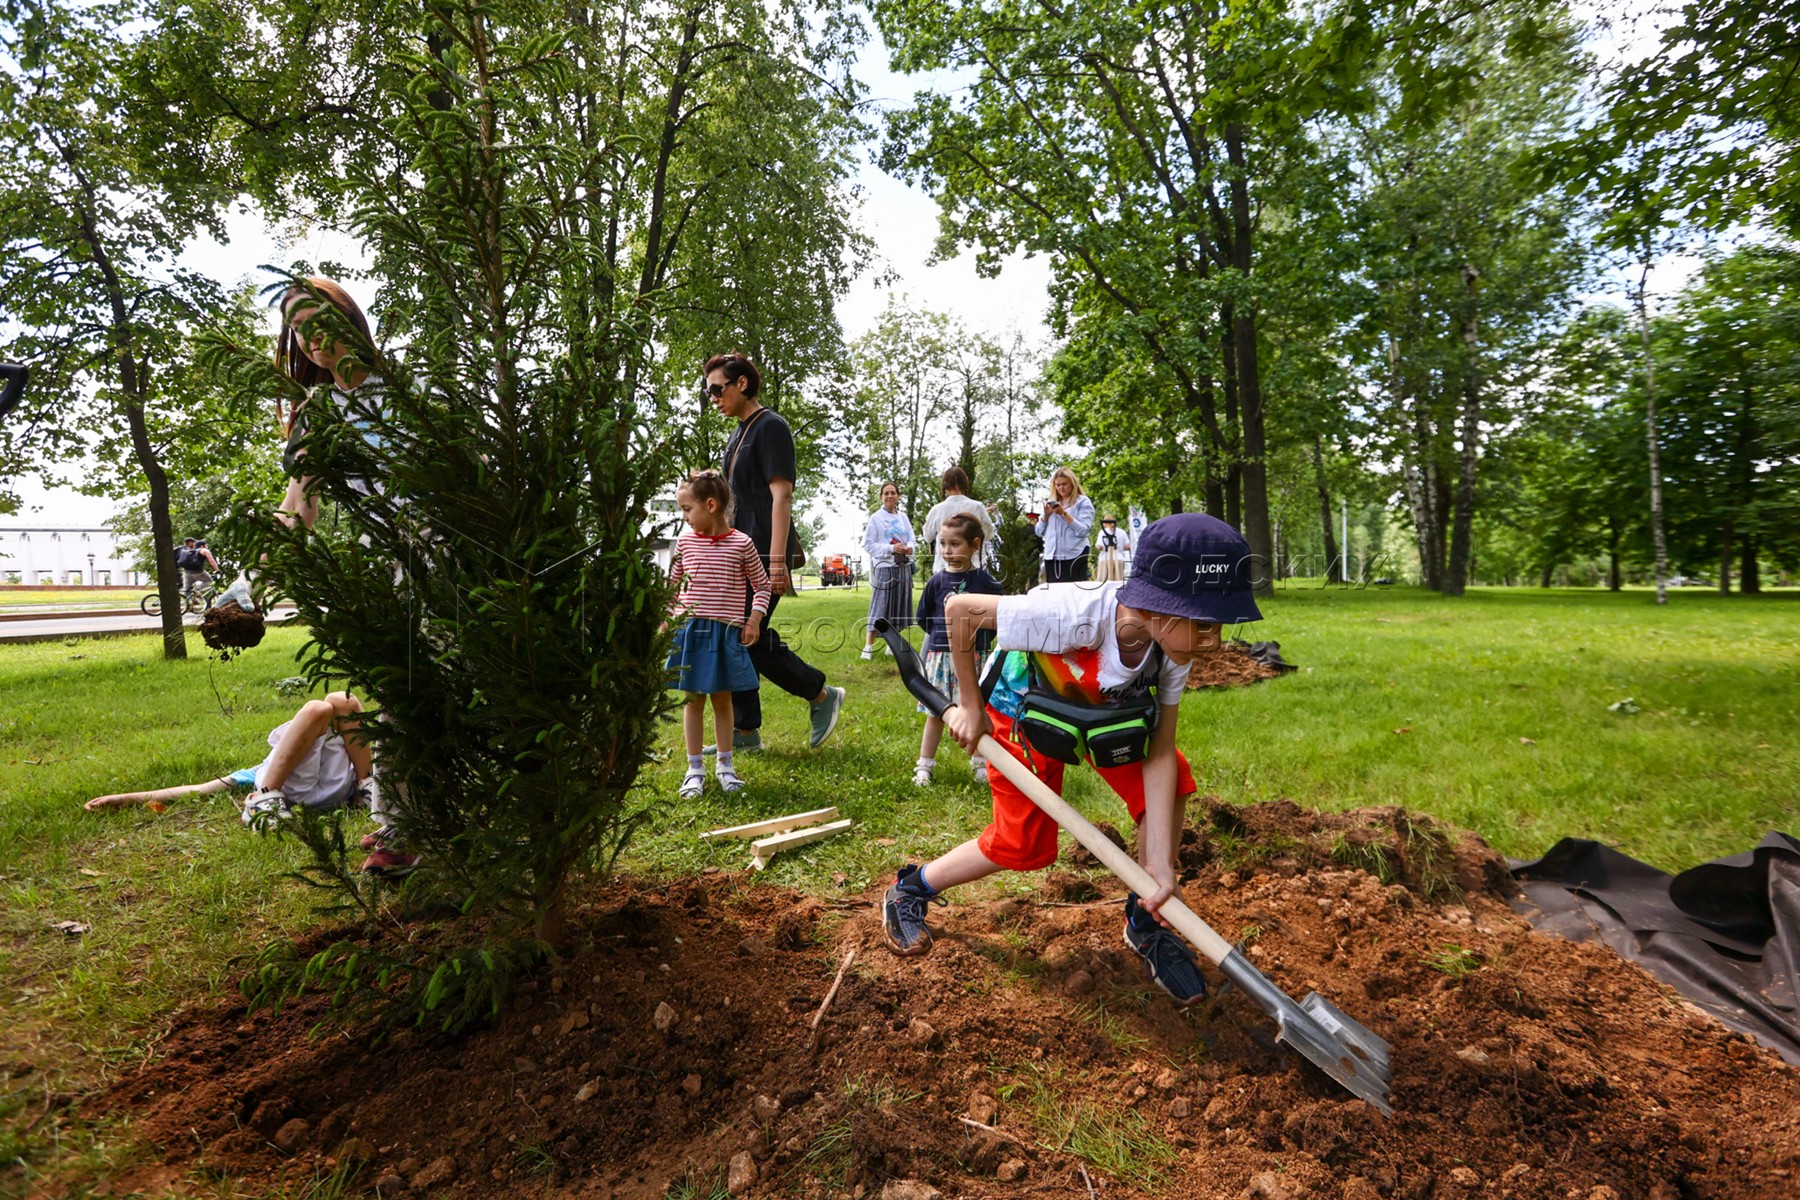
[1033,466,1095,583]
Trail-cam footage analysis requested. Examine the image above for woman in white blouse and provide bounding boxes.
[1033,466,1095,583]
[862,481,918,658]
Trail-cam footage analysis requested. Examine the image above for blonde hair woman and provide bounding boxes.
[1033,466,1095,583]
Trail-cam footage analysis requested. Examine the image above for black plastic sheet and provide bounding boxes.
[1511,833,1800,1065]
[1230,639,1298,673]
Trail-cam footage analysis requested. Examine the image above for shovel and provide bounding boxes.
[875,619,1394,1117]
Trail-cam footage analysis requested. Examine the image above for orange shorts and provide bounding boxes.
[976,706,1197,872]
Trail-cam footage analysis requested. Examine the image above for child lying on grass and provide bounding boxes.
[83,692,411,877]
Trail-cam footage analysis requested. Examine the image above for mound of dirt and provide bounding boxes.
[199,601,266,657]
[1187,641,1291,689]
[89,802,1798,1199]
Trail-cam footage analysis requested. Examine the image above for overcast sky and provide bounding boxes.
[11,1,1687,551]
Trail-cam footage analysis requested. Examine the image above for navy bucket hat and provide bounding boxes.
[1117,513,1263,625]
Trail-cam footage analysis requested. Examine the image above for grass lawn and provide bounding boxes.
[0,588,145,610]
[2,583,1797,1185]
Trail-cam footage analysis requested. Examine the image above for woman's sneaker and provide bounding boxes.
[882,864,943,956]
[679,768,706,799]
[809,686,847,748]
[1123,894,1207,1005]
[861,645,875,661]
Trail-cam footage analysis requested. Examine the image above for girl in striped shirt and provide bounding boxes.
[666,470,772,797]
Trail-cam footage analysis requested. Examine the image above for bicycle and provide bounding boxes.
[141,584,217,617]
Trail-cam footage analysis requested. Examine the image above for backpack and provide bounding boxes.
[176,547,203,570]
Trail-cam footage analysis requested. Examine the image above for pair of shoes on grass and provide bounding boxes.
[913,756,988,788]
[680,763,746,798]
[882,870,1206,1004]
[695,685,846,759]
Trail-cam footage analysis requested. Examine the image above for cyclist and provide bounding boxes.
[175,538,213,604]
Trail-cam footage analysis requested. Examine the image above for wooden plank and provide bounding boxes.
[700,807,839,842]
[748,819,854,869]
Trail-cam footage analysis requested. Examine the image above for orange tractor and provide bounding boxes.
[818,554,856,588]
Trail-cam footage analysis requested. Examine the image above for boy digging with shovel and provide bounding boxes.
[882,513,1262,1005]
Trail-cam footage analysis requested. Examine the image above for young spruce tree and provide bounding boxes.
[221,1,680,1029]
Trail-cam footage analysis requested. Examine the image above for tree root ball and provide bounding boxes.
[201,601,267,657]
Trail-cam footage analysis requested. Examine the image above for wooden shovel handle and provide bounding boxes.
[973,732,1235,965]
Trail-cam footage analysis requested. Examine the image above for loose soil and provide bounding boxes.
[1185,644,1287,689]
[83,802,1798,1200]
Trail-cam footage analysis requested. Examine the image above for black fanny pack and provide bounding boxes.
[1010,650,1163,768]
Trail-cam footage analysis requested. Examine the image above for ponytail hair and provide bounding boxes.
[681,468,732,514]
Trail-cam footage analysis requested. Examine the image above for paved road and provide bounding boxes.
[0,607,299,645]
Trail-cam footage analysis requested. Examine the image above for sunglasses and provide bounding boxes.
[705,381,731,398]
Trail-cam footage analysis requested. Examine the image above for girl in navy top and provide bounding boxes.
[912,514,1002,786]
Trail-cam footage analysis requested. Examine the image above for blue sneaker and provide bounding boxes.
[702,730,763,756]
[809,686,846,749]
[1123,894,1207,1005]
[883,864,943,956]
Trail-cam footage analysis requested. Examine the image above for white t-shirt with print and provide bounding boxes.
[992,581,1194,701]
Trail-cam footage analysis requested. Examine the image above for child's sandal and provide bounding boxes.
[716,768,746,794]
[678,769,705,799]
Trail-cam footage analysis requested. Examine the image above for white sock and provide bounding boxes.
[916,757,935,770]
[717,752,734,773]
[687,755,703,773]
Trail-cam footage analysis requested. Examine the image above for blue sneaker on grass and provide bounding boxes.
[809,685,846,748]
[1124,893,1208,1005]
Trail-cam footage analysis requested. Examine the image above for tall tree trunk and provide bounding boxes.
[1540,562,1554,588]
[958,390,978,495]
[1394,336,1435,590]
[1430,468,1451,590]
[1444,264,1482,597]
[74,197,184,658]
[1632,261,1670,605]
[1719,524,1732,595]
[1313,436,1340,583]
[1225,125,1271,592]
[1219,316,1241,528]
[1196,374,1225,518]
[1737,372,1759,593]
[1608,519,1622,591]
[1169,494,1184,514]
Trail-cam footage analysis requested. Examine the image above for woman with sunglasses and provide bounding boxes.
[705,353,847,753]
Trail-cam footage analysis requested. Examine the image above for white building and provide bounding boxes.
[0,526,142,586]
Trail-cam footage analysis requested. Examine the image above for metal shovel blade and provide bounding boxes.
[1218,950,1395,1117]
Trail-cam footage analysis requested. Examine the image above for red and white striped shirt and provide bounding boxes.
[669,529,772,624]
